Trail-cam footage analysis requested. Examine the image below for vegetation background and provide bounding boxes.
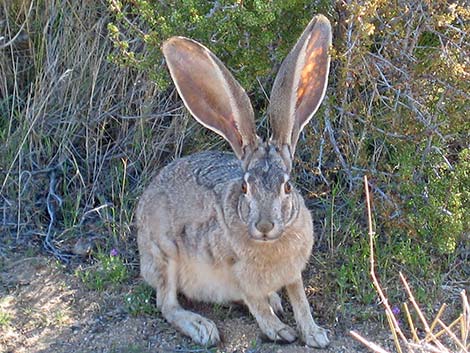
[1,0,469,350]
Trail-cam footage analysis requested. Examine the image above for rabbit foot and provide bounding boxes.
[303,325,330,348]
[169,310,220,346]
[263,324,297,343]
[268,292,284,316]
[185,315,220,346]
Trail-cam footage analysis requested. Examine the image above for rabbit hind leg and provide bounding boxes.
[138,198,220,346]
[158,255,220,346]
[140,232,220,346]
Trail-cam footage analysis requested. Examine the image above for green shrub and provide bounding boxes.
[406,148,470,255]
[107,0,334,105]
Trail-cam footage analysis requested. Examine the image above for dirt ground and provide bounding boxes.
[0,252,396,353]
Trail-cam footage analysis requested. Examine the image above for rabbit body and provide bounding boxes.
[137,151,313,304]
[137,14,332,348]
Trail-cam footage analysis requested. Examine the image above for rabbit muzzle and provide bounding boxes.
[248,217,285,242]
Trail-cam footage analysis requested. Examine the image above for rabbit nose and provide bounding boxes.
[256,219,274,234]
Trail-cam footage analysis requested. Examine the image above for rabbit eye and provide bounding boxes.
[284,181,292,194]
[241,181,248,194]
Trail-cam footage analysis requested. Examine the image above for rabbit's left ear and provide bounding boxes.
[268,15,332,158]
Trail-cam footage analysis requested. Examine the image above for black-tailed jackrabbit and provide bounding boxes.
[137,14,332,348]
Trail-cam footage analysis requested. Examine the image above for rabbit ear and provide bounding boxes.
[162,37,258,159]
[268,15,332,156]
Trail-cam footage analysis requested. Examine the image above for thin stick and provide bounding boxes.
[436,318,468,352]
[385,310,403,353]
[325,112,353,189]
[350,331,390,353]
[364,175,407,350]
[430,315,461,341]
[400,272,446,351]
[403,302,420,342]
[429,304,447,336]
[461,290,469,345]
[407,342,449,353]
[0,1,34,49]
[399,272,429,330]
[364,175,374,236]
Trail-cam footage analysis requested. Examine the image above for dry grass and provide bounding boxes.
[0,0,193,259]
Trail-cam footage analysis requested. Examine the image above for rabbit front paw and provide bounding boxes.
[302,325,330,348]
[262,324,297,343]
[268,292,284,316]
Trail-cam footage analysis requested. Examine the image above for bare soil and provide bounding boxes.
[0,252,394,353]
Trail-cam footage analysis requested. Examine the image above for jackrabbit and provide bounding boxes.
[136,14,332,348]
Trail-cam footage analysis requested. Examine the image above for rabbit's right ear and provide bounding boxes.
[268,15,332,159]
[163,37,258,159]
